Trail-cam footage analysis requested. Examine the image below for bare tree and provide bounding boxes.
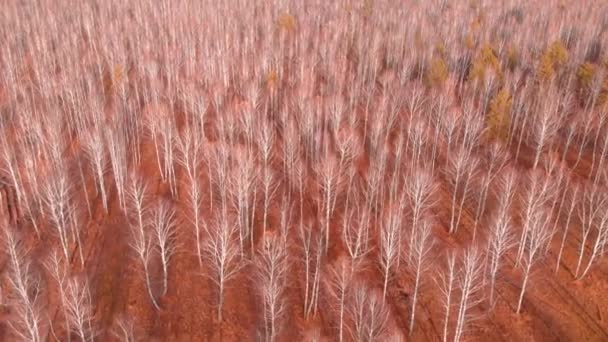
[578,186,608,279]
[316,152,341,254]
[378,204,403,299]
[4,227,44,342]
[516,170,555,266]
[453,248,484,342]
[486,204,515,306]
[257,120,276,238]
[150,200,177,296]
[346,282,390,342]
[556,184,579,273]
[574,185,606,277]
[82,128,109,213]
[404,167,437,260]
[105,125,128,210]
[41,170,74,261]
[437,253,456,342]
[298,223,324,319]
[260,165,278,239]
[407,218,434,333]
[130,221,159,310]
[446,147,479,234]
[530,97,561,169]
[341,188,371,272]
[517,208,553,314]
[229,148,257,255]
[126,173,148,251]
[0,138,39,235]
[203,213,243,321]
[324,256,354,342]
[175,124,203,186]
[472,142,509,239]
[146,111,178,197]
[44,252,71,342]
[64,276,95,342]
[255,234,289,342]
[110,314,136,342]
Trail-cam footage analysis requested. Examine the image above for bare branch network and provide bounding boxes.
[0,0,607,341]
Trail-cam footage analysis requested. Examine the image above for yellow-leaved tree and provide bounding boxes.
[486,88,512,141]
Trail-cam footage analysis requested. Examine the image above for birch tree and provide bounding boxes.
[407,218,434,333]
[203,213,243,321]
[255,234,289,342]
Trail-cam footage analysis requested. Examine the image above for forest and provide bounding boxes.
[1,0,608,341]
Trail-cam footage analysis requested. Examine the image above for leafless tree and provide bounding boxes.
[516,170,555,266]
[176,125,205,262]
[257,120,277,238]
[41,170,74,261]
[574,185,606,277]
[105,125,128,210]
[184,171,204,267]
[0,138,39,235]
[379,204,403,299]
[175,122,204,187]
[225,146,256,255]
[530,97,561,169]
[130,221,159,311]
[298,223,324,319]
[146,111,178,197]
[110,314,136,342]
[64,275,95,342]
[341,188,371,272]
[578,186,608,279]
[203,213,243,321]
[260,165,278,239]
[486,204,515,306]
[82,128,109,213]
[404,167,437,260]
[556,184,579,273]
[316,152,341,254]
[255,234,289,342]
[407,218,434,333]
[44,251,71,342]
[150,200,177,296]
[126,173,148,249]
[346,282,390,342]
[437,253,456,342]
[446,147,479,234]
[472,142,509,239]
[517,208,553,314]
[324,256,354,342]
[453,248,484,342]
[4,227,44,342]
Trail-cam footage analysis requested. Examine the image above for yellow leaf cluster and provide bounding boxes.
[538,41,568,81]
[277,13,296,32]
[361,0,373,18]
[266,69,278,89]
[469,45,501,83]
[426,57,448,88]
[577,63,596,90]
[599,78,608,107]
[486,88,512,141]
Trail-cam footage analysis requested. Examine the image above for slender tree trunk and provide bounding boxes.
[516,264,531,314]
